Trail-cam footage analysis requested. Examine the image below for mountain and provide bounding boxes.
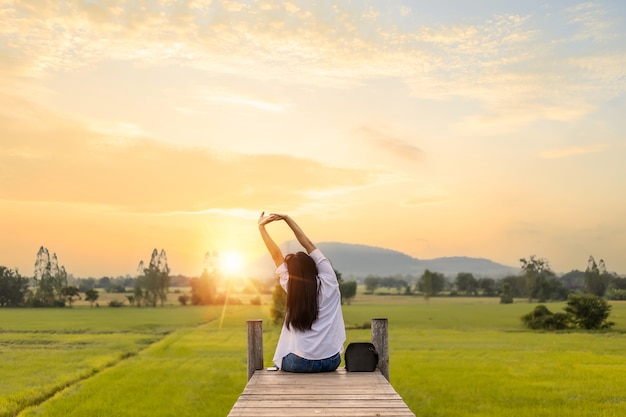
[248,241,519,279]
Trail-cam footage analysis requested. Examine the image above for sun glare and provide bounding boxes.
[220,251,243,275]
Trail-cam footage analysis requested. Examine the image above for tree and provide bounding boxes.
[541,276,570,301]
[98,276,112,291]
[380,275,408,293]
[85,289,99,307]
[420,270,433,300]
[335,269,343,283]
[340,281,357,305]
[605,288,626,301]
[155,249,170,306]
[560,270,585,291]
[478,277,497,297]
[416,270,446,299]
[0,266,29,307]
[270,283,286,325]
[136,249,170,307]
[335,268,358,304]
[190,268,218,305]
[33,246,68,306]
[433,272,446,295]
[611,276,626,290]
[455,272,478,296]
[364,276,380,294]
[564,294,614,330]
[133,284,143,307]
[62,286,81,307]
[108,284,126,293]
[584,256,611,297]
[77,277,97,292]
[501,274,526,299]
[500,282,514,304]
[520,255,554,302]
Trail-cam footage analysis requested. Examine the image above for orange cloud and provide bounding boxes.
[0,93,371,213]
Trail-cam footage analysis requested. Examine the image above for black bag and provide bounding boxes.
[344,342,379,372]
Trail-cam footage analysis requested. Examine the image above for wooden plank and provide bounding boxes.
[236,392,405,398]
[228,369,415,417]
[229,406,415,416]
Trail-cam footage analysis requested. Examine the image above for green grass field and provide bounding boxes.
[1,296,625,416]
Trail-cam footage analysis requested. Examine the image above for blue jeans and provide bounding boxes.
[281,352,341,373]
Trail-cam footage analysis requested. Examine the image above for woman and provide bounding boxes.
[258,212,346,372]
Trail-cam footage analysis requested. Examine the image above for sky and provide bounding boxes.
[1,0,625,278]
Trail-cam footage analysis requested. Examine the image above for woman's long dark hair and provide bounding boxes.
[284,252,319,331]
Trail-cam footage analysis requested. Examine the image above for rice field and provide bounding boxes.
[1,296,625,416]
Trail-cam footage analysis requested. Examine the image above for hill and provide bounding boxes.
[248,241,519,279]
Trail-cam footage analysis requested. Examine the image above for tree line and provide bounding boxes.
[0,247,278,308]
[356,255,626,303]
[2,248,625,311]
[0,247,175,308]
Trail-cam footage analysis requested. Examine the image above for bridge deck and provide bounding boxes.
[228,368,415,417]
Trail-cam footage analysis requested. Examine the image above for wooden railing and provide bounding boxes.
[246,317,390,381]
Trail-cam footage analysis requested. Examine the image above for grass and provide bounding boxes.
[1,296,626,416]
[392,330,626,416]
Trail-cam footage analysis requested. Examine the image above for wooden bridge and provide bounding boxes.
[228,318,415,417]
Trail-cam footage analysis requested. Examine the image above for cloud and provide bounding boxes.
[0,92,371,213]
[403,196,448,207]
[538,143,608,159]
[457,97,595,135]
[399,6,411,17]
[357,126,423,163]
[153,207,261,219]
[199,91,290,112]
[404,8,624,126]
[565,1,613,41]
[1,1,624,128]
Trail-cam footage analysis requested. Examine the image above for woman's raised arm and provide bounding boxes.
[274,214,316,254]
[258,212,284,267]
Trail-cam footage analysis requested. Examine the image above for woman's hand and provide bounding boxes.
[258,211,280,227]
[274,213,316,254]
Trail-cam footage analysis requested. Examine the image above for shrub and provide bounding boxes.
[178,294,190,306]
[522,294,616,331]
[564,294,614,329]
[108,300,125,308]
[108,284,126,293]
[250,296,262,305]
[605,288,626,301]
[500,293,514,304]
[521,305,569,330]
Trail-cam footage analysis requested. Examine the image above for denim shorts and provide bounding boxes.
[281,352,341,373]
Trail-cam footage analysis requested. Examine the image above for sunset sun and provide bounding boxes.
[220,251,244,276]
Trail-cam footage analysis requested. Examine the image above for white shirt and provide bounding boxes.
[272,248,346,368]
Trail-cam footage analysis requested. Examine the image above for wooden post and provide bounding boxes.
[371,318,389,381]
[247,320,263,381]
